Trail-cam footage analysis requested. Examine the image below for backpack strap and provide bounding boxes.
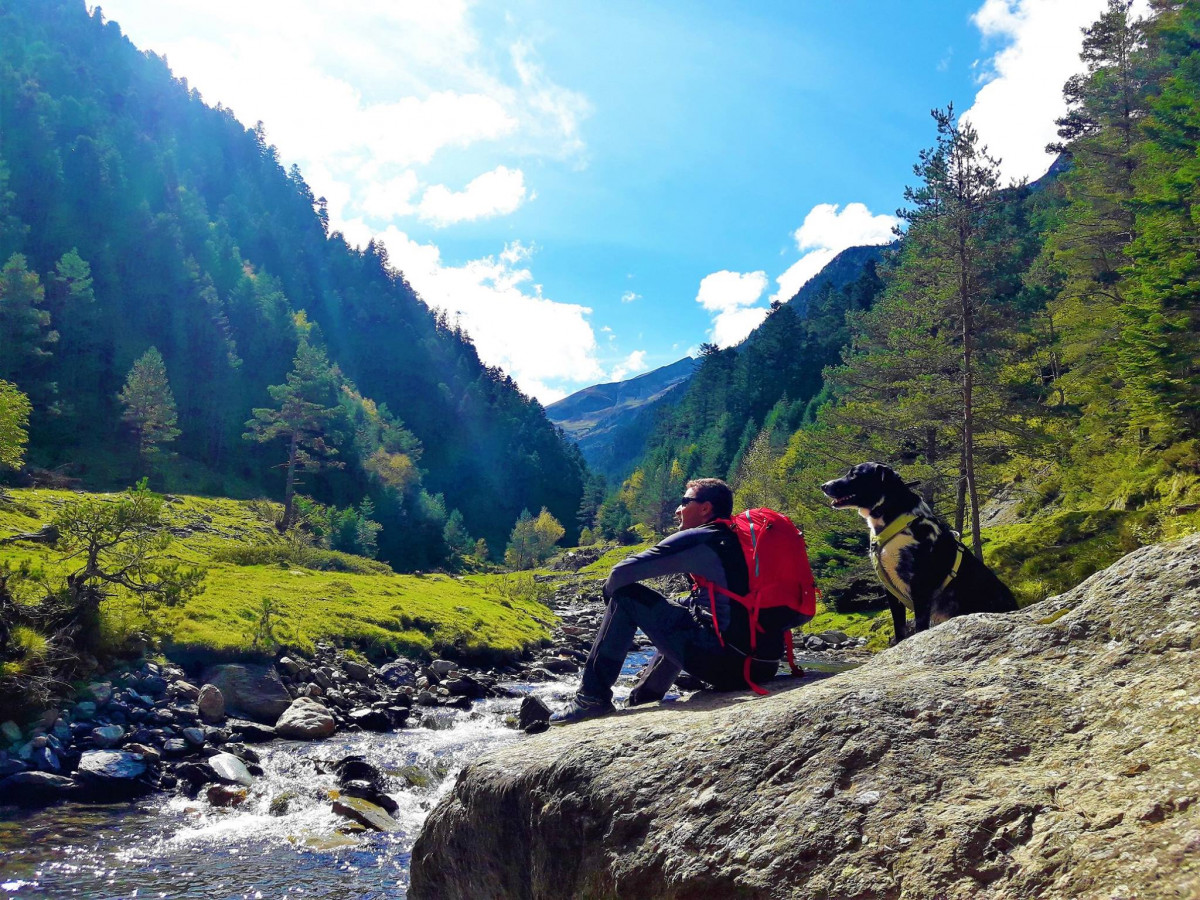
[705,582,724,647]
[783,630,804,678]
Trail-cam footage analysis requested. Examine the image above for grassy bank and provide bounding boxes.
[0,489,555,665]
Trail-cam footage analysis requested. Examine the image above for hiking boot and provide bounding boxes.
[550,694,616,726]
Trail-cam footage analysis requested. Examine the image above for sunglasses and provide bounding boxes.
[678,497,702,506]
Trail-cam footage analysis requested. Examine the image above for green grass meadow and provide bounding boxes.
[0,489,555,665]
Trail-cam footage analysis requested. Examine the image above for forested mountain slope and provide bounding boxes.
[0,0,585,566]
[546,356,695,478]
[592,0,1200,606]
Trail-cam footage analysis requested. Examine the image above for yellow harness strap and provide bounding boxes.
[870,514,963,611]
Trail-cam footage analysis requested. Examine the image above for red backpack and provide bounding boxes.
[691,508,818,695]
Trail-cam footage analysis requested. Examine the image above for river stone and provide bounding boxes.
[443,674,488,699]
[275,697,336,740]
[123,742,161,764]
[206,784,248,807]
[75,750,148,787]
[334,755,386,791]
[517,696,551,732]
[172,680,201,701]
[429,659,457,677]
[331,795,399,832]
[0,771,77,805]
[32,746,60,772]
[86,682,113,705]
[343,660,371,683]
[535,657,578,675]
[226,721,276,743]
[410,533,1200,900]
[208,751,254,787]
[278,656,306,677]
[90,724,124,749]
[72,701,97,721]
[200,664,291,725]
[378,660,417,688]
[1,720,22,744]
[162,738,189,756]
[340,779,400,815]
[0,758,27,777]
[269,790,298,816]
[182,727,206,747]
[197,684,225,723]
[347,708,392,732]
[141,675,169,697]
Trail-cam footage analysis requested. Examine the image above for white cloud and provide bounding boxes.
[771,202,898,303]
[963,0,1151,183]
[610,350,648,381]
[620,291,640,304]
[361,170,420,219]
[696,270,768,312]
[374,230,602,402]
[418,166,528,226]
[695,270,769,348]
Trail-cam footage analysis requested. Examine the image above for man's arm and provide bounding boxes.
[604,527,732,630]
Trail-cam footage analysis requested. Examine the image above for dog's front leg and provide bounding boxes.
[888,597,908,644]
[912,589,933,633]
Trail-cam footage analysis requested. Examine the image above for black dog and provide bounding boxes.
[821,462,1016,643]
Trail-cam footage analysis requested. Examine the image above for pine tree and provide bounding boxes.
[45,249,99,429]
[504,509,537,570]
[1038,0,1151,433]
[0,254,57,409]
[243,339,345,529]
[0,380,31,471]
[828,107,1030,551]
[1119,0,1200,440]
[119,346,181,471]
[443,508,474,562]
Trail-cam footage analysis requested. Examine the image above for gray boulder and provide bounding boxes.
[275,697,336,740]
[197,684,225,723]
[332,795,399,832]
[0,771,77,806]
[410,533,1200,900]
[347,708,392,732]
[207,751,254,787]
[517,696,551,733]
[74,750,152,799]
[90,724,125,748]
[379,660,417,687]
[200,664,290,724]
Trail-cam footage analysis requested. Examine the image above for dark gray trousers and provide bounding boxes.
[579,583,777,703]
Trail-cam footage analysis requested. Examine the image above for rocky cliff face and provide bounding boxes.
[410,534,1200,899]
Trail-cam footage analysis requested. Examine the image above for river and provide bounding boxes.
[0,653,855,899]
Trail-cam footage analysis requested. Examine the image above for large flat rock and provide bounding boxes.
[410,534,1200,899]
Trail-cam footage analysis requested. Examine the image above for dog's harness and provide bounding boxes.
[870,513,963,610]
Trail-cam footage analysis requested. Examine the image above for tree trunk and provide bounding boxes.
[955,452,967,537]
[282,432,299,530]
[960,264,983,559]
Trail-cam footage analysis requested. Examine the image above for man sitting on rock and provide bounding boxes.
[552,478,804,725]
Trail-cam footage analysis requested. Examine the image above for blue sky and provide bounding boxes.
[96,0,1122,402]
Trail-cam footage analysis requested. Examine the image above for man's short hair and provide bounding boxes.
[687,477,733,519]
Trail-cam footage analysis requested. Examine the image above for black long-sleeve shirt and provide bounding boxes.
[604,522,750,634]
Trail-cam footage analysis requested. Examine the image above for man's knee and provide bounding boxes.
[609,583,666,609]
